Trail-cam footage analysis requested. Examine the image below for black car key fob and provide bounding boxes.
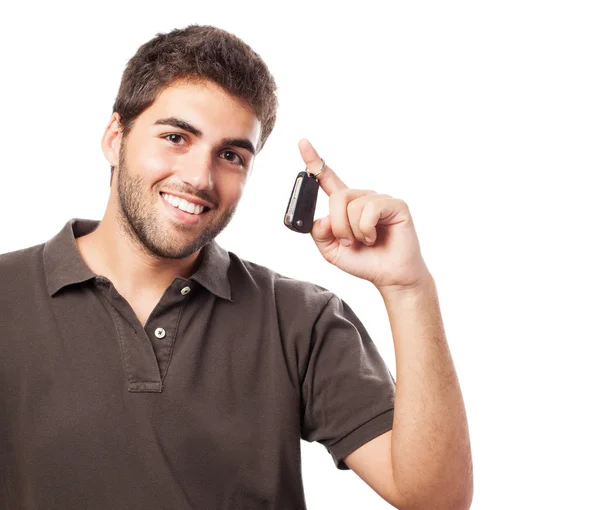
[284,170,319,233]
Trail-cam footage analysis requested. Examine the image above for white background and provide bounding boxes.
[1,1,599,508]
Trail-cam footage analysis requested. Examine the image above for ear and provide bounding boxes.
[101,112,123,166]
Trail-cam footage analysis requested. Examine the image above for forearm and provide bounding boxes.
[379,274,473,510]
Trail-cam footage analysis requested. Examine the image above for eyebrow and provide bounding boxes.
[154,116,256,155]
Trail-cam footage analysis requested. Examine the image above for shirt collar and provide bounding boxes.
[44,218,232,301]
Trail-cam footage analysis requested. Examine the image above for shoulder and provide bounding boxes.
[0,242,45,278]
[227,251,336,315]
[0,242,46,307]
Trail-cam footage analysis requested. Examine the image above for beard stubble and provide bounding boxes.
[115,145,237,260]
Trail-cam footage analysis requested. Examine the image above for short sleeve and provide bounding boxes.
[300,294,396,470]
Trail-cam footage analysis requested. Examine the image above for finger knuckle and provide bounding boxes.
[338,188,354,201]
[330,218,351,238]
[347,199,362,215]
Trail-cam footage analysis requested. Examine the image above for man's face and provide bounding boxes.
[113,80,261,259]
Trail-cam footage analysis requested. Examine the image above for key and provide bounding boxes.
[283,170,319,233]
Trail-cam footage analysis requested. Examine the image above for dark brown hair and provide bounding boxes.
[110,25,278,182]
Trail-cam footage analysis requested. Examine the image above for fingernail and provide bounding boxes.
[365,237,374,244]
[339,238,352,246]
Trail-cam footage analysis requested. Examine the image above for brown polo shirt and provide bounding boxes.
[0,218,396,509]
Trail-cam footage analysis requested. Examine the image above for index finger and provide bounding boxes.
[298,138,347,196]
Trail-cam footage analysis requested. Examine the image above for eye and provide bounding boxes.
[220,150,245,167]
[163,133,187,145]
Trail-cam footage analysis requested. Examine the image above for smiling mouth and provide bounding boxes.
[160,192,211,216]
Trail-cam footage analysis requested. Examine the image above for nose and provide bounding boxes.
[177,147,214,191]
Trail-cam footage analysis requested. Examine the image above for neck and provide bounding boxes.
[76,204,201,299]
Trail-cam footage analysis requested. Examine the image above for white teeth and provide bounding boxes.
[161,193,206,216]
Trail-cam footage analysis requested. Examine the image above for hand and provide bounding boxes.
[298,139,432,293]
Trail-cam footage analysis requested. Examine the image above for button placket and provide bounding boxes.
[143,280,192,381]
[93,279,162,392]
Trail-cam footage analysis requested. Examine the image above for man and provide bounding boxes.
[0,25,472,509]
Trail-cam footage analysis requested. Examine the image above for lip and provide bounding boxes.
[160,193,208,225]
[159,191,214,210]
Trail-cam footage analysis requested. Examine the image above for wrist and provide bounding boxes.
[377,271,436,303]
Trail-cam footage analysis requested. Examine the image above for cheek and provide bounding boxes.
[131,142,175,183]
[214,175,245,210]
[225,177,246,202]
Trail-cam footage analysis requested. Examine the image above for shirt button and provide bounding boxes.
[154,328,166,339]
[181,286,191,295]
